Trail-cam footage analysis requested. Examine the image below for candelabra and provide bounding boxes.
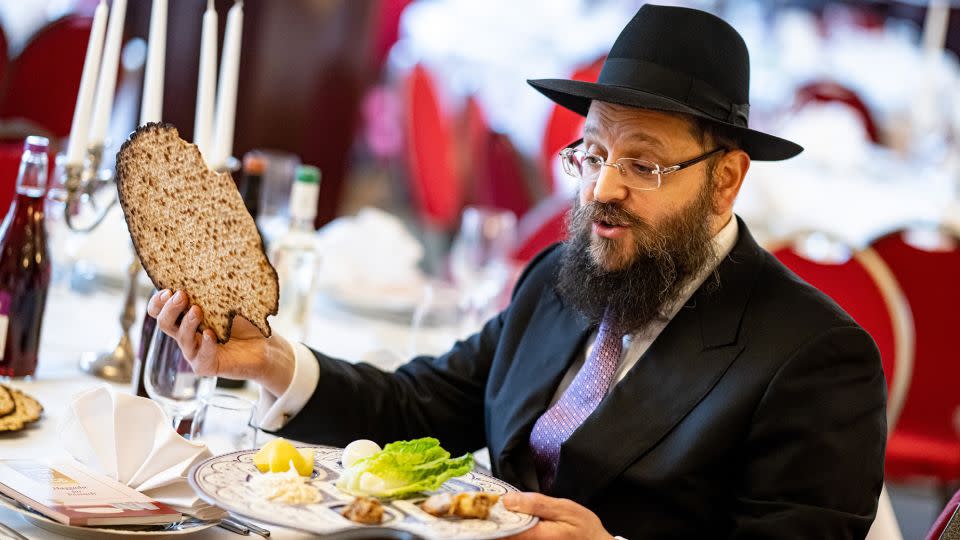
[60,143,136,382]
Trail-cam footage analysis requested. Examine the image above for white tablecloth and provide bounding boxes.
[0,282,463,538]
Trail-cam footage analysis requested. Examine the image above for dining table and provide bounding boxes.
[0,278,466,539]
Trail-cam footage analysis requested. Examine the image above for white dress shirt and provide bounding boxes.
[257,216,740,432]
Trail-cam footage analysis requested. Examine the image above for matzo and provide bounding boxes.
[116,123,279,342]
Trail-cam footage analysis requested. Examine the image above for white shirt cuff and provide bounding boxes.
[256,341,320,431]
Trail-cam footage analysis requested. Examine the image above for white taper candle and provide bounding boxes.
[211,1,244,169]
[140,0,168,125]
[922,0,951,54]
[88,0,127,147]
[194,0,218,161]
[66,0,108,166]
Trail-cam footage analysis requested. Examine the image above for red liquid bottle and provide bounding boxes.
[0,136,51,378]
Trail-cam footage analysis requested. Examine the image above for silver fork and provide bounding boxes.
[224,515,271,538]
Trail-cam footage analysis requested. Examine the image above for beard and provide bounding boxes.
[556,184,719,333]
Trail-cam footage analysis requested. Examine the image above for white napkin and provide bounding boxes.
[58,386,226,521]
[315,207,426,290]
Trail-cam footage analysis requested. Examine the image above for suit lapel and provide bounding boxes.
[550,217,765,501]
[490,288,592,490]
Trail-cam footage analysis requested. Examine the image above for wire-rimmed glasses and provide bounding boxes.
[559,139,724,191]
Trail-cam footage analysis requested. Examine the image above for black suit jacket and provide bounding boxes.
[278,218,887,539]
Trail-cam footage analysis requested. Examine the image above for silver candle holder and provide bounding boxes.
[61,142,136,382]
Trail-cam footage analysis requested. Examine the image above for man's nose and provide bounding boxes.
[592,162,628,203]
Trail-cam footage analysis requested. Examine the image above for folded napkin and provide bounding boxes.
[58,386,226,521]
[315,207,426,290]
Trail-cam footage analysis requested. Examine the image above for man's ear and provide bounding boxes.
[711,149,750,215]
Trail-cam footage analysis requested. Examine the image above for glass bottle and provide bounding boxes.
[270,165,320,343]
[0,136,51,378]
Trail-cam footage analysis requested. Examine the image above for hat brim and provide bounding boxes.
[528,78,802,161]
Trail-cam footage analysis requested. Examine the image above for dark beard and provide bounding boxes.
[555,186,718,333]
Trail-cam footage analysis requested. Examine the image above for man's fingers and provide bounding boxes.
[147,289,172,318]
[156,290,188,335]
[193,330,219,376]
[502,493,577,522]
[176,305,203,358]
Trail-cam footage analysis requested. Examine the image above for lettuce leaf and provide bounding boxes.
[335,437,474,498]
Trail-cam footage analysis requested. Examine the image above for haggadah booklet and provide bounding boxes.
[0,459,180,526]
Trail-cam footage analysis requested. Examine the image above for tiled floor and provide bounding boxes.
[890,483,946,539]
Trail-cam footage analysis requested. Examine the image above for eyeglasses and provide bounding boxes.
[559,138,725,191]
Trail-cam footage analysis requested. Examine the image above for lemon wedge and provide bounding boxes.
[253,438,314,476]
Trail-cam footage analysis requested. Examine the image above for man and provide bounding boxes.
[149,4,886,538]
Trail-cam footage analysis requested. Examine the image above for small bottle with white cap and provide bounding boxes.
[270,165,320,343]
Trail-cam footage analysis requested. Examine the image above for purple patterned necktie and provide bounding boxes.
[529,312,625,492]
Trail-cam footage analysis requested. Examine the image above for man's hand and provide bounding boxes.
[147,289,296,396]
[503,492,614,540]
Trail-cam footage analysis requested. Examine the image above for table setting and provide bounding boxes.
[0,0,512,535]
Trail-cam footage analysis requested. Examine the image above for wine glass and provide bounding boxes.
[190,393,258,454]
[143,324,217,433]
[449,207,517,333]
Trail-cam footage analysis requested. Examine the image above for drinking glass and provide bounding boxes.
[143,324,217,432]
[449,207,517,333]
[190,393,258,454]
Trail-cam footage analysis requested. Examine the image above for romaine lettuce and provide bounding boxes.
[336,437,474,498]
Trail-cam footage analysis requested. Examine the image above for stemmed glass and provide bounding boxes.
[449,206,517,334]
[143,324,217,433]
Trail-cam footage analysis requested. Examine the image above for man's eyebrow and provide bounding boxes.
[582,124,666,151]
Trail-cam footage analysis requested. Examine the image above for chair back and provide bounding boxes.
[0,142,21,212]
[511,194,571,264]
[402,64,461,230]
[473,131,532,219]
[0,24,8,91]
[795,80,880,143]
[0,15,93,137]
[540,57,603,192]
[872,228,960,477]
[770,233,914,430]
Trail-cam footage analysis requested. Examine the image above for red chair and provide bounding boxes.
[794,80,880,144]
[0,15,93,138]
[511,194,571,264]
[402,64,461,231]
[472,131,534,219]
[0,24,8,92]
[873,228,960,489]
[769,233,914,431]
[371,0,413,70]
[540,57,603,193]
[0,142,22,212]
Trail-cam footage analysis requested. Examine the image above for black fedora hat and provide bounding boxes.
[528,4,802,161]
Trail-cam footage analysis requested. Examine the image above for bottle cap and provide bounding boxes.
[295,165,320,184]
[243,153,267,175]
[290,165,321,221]
[24,135,49,153]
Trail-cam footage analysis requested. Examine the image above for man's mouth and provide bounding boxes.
[592,218,628,239]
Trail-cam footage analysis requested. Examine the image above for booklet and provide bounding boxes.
[0,459,181,526]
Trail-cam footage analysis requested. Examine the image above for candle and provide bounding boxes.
[66,0,108,166]
[211,1,244,169]
[922,0,950,54]
[140,0,168,125]
[194,0,218,161]
[88,0,127,148]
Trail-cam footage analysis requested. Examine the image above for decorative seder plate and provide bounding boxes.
[0,491,217,538]
[189,445,538,539]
